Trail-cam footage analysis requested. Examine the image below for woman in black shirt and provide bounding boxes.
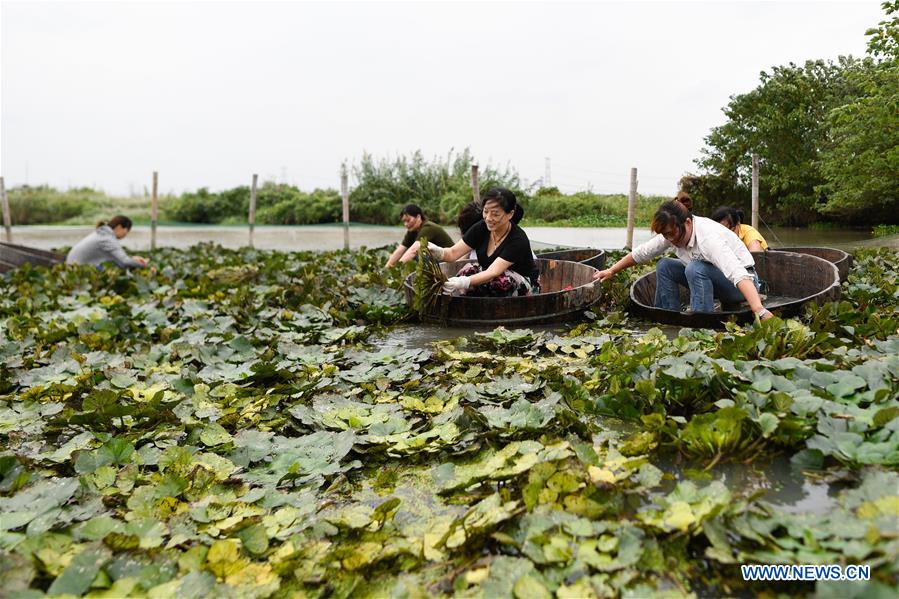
[428,188,539,296]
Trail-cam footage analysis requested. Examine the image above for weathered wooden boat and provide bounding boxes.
[0,242,65,273]
[535,248,606,270]
[629,250,840,328]
[770,246,852,281]
[404,258,602,326]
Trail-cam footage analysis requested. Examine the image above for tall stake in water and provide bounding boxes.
[341,163,349,251]
[0,177,11,243]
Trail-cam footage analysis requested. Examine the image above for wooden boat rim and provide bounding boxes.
[403,258,601,302]
[0,241,66,261]
[770,246,850,258]
[628,250,840,317]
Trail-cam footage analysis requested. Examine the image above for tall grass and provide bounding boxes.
[6,186,175,225]
[349,148,522,225]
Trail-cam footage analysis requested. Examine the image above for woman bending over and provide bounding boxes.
[66,216,148,269]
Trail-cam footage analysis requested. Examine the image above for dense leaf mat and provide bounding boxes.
[1,245,897,597]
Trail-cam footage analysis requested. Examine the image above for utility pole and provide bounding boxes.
[544,157,551,188]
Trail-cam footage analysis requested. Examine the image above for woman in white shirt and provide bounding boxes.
[594,201,773,320]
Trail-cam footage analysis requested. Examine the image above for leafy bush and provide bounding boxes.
[873,224,899,237]
[165,183,342,225]
[521,188,667,227]
[6,185,100,224]
[256,188,342,225]
[166,187,242,223]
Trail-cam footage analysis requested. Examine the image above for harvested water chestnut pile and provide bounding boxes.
[0,244,897,597]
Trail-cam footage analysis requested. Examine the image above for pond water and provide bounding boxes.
[10,223,897,252]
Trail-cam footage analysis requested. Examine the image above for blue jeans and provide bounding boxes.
[654,258,759,312]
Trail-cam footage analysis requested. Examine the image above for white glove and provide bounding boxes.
[442,275,471,295]
[427,242,445,261]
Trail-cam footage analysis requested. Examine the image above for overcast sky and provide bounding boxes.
[0,0,885,197]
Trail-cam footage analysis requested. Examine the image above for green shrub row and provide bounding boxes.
[0,182,709,229]
[166,184,341,225]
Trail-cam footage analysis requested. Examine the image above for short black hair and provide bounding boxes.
[400,204,424,219]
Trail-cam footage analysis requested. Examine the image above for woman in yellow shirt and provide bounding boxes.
[711,206,768,251]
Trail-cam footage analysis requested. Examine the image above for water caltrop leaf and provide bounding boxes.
[199,422,234,447]
[47,544,112,596]
[663,501,696,532]
[236,523,269,555]
[206,538,245,579]
[826,374,867,398]
[513,573,553,599]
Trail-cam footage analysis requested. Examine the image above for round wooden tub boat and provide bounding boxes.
[403,259,602,326]
[535,248,606,270]
[0,242,65,273]
[629,251,840,328]
[770,246,852,281]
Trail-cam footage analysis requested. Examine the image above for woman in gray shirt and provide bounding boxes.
[66,215,149,269]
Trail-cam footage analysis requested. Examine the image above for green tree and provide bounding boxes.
[865,0,899,59]
[816,2,899,223]
[697,58,861,225]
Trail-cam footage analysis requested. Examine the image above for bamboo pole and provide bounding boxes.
[751,154,759,230]
[626,168,638,249]
[151,171,158,250]
[470,163,480,204]
[249,174,258,248]
[341,163,349,250]
[1,177,11,243]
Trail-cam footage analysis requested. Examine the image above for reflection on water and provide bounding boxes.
[748,458,837,515]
